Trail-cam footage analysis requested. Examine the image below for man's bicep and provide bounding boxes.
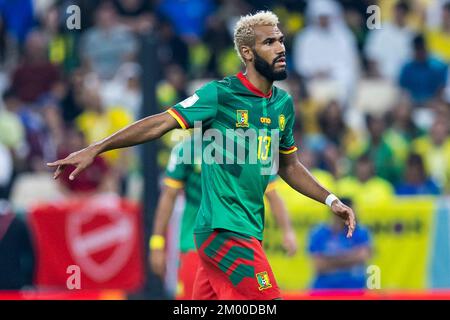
[279,152,300,173]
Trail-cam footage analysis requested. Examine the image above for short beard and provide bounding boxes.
[253,50,287,82]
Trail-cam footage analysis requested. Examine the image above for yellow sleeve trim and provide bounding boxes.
[167,109,188,129]
[280,146,298,155]
[164,177,184,189]
[265,181,277,194]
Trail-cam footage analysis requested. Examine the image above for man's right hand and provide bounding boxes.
[47,145,100,180]
[149,249,166,278]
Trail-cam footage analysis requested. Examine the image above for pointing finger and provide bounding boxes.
[69,166,84,181]
[53,165,65,180]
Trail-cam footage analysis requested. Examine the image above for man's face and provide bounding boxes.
[356,160,374,183]
[251,25,287,82]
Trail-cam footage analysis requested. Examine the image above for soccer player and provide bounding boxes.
[149,136,298,299]
[48,11,356,300]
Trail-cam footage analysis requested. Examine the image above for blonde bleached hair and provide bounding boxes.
[234,11,280,63]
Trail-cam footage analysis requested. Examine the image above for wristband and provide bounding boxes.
[149,235,165,250]
[325,194,339,207]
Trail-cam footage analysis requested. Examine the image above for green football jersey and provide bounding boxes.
[164,137,202,252]
[168,72,297,240]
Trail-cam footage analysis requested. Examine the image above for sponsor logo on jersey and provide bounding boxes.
[260,117,271,124]
[236,110,249,128]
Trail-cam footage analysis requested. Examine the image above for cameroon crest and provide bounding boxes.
[236,110,249,128]
[256,271,272,291]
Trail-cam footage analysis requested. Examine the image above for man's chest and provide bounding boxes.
[214,98,287,133]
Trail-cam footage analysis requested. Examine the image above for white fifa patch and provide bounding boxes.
[180,93,199,108]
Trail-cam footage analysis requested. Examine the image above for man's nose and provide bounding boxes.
[275,42,285,55]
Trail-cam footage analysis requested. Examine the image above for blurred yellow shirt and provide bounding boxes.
[412,136,450,192]
[426,29,450,62]
[76,107,132,165]
[272,169,336,213]
[336,176,394,205]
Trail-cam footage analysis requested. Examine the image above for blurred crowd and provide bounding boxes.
[0,0,450,209]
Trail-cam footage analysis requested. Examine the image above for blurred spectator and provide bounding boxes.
[413,118,450,193]
[0,15,19,75]
[59,68,85,125]
[384,95,425,171]
[39,4,78,73]
[337,154,394,204]
[426,0,450,30]
[57,126,114,195]
[75,84,133,193]
[2,86,61,172]
[11,30,62,104]
[157,18,189,73]
[203,14,236,77]
[338,0,373,54]
[0,0,34,45]
[305,100,363,177]
[360,114,400,184]
[364,1,413,80]
[399,34,448,107]
[288,73,321,136]
[317,100,363,157]
[156,64,188,109]
[0,88,26,151]
[20,104,62,172]
[0,88,27,197]
[0,199,35,290]
[113,0,156,34]
[215,0,253,37]
[395,153,441,196]
[308,198,372,289]
[426,1,450,63]
[100,62,142,120]
[292,0,359,103]
[156,0,216,43]
[79,0,138,80]
[298,148,336,191]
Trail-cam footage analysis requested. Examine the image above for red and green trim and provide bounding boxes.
[236,72,272,98]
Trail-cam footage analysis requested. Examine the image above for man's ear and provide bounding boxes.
[241,46,253,62]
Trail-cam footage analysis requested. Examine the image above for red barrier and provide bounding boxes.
[2,290,450,300]
[28,194,145,291]
[282,290,450,300]
[0,290,126,300]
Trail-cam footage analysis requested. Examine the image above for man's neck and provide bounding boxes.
[244,67,273,96]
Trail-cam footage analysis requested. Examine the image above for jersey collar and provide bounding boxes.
[236,72,272,98]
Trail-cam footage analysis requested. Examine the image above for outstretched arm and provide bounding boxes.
[265,187,297,256]
[278,152,356,238]
[149,184,180,278]
[47,111,179,180]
